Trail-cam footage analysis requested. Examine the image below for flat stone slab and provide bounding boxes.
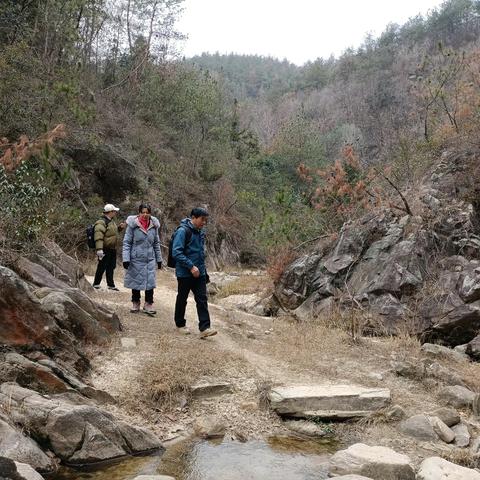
[191,381,233,398]
[134,476,175,480]
[269,385,391,419]
[417,456,480,479]
[334,476,374,480]
[121,338,137,348]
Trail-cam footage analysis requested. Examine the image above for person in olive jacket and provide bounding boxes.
[92,203,125,290]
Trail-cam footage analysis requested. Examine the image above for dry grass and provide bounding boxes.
[115,332,251,415]
[255,377,274,410]
[215,275,272,299]
[442,448,480,469]
[262,317,353,378]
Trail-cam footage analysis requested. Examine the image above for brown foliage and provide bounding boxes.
[298,146,380,225]
[0,124,66,172]
[266,247,297,282]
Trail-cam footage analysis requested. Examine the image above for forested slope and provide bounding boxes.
[1,0,480,269]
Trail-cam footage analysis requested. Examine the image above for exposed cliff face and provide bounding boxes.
[275,149,480,354]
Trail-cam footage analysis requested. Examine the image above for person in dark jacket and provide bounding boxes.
[172,207,217,338]
[122,203,163,315]
[92,203,125,290]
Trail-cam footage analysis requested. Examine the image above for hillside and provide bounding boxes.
[4,1,480,479]
[2,1,480,265]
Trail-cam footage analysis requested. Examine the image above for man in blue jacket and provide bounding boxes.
[172,207,217,338]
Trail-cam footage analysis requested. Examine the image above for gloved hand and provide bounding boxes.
[157,262,162,270]
[123,261,130,269]
[96,250,105,260]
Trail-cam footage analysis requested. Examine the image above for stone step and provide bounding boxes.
[269,385,391,419]
[191,381,233,399]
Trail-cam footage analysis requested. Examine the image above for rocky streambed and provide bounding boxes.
[3,210,480,479]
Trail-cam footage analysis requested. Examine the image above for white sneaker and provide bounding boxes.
[199,328,218,339]
[142,303,156,315]
[177,327,191,335]
[130,301,140,313]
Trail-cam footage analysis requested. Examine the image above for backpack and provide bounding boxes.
[167,226,193,268]
[86,224,96,249]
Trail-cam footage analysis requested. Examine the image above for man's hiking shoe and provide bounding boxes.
[130,302,140,313]
[142,303,156,315]
[177,327,191,335]
[199,328,217,339]
[92,284,101,290]
[108,286,120,291]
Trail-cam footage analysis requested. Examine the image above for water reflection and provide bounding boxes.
[47,454,163,480]
[50,436,337,480]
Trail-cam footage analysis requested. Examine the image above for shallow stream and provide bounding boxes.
[49,436,337,480]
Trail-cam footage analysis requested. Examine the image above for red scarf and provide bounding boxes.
[138,215,150,232]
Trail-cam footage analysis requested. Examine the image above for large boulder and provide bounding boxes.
[466,334,480,360]
[452,422,471,447]
[40,291,110,344]
[0,267,75,354]
[38,241,93,293]
[329,443,415,479]
[0,418,54,472]
[0,266,116,373]
[0,457,45,480]
[438,385,476,408]
[14,257,70,290]
[3,353,69,394]
[347,235,426,297]
[399,415,438,442]
[428,407,460,427]
[0,383,162,466]
[275,254,325,309]
[269,385,390,419]
[416,456,480,479]
[421,343,469,363]
[34,287,121,333]
[422,299,480,346]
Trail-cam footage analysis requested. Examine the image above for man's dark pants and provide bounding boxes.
[174,276,211,332]
[93,249,117,287]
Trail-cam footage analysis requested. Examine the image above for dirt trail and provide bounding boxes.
[85,269,308,441]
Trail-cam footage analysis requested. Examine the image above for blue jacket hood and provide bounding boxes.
[180,217,196,230]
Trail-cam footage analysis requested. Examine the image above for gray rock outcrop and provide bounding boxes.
[274,153,480,351]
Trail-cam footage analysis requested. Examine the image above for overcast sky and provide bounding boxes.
[178,0,444,65]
